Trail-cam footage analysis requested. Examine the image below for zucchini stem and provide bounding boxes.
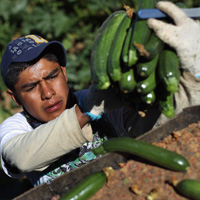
[92,145,107,156]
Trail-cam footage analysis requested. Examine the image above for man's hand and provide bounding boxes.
[147,1,200,77]
[78,85,124,121]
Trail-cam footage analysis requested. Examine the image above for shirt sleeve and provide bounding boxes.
[1,105,93,176]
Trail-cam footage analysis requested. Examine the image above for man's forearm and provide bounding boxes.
[2,105,93,173]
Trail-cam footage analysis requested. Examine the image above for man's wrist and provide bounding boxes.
[75,105,90,128]
[78,91,102,121]
[84,112,102,121]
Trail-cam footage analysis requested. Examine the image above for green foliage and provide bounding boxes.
[0,106,11,123]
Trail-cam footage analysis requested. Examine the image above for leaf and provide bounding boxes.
[52,11,74,38]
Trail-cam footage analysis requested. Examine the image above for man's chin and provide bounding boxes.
[43,110,65,122]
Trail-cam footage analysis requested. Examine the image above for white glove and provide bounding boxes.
[78,85,124,121]
[147,1,200,77]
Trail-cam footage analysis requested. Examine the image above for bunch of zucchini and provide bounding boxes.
[90,0,187,118]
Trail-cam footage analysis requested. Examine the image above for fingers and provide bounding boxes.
[147,18,168,32]
[147,18,177,47]
[156,1,188,26]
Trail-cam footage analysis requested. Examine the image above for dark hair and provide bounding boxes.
[5,50,59,92]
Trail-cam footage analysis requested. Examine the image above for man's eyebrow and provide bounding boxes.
[44,68,59,80]
[21,68,59,89]
[21,81,39,90]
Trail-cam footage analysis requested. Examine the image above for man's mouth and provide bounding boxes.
[44,101,63,113]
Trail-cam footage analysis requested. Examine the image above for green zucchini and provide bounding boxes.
[108,14,132,82]
[159,92,175,118]
[92,137,190,171]
[60,172,106,200]
[175,179,200,200]
[144,0,186,61]
[136,54,159,77]
[143,31,165,61]
[132,0,156,45]
[136,70,157,94]
[91,11,126,89]
[121,21,138,67]
[118,68,136,93]
[158,49,180,93]
[126,0,156,66]
[140,90,156,104]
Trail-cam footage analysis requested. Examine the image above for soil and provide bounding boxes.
[89,121,200,200]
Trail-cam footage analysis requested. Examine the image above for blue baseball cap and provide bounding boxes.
[0,34,67,85]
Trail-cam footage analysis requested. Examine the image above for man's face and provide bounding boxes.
[8,58,69,123]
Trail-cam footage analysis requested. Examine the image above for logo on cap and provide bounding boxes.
[25,35,48,44]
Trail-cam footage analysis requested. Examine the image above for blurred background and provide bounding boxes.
[0,0,199,199]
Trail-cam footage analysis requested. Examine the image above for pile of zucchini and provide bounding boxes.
[92,137,200,200]
[90,0,187,118]
[60,136,200,200]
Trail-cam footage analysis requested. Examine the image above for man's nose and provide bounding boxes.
[40,81,55,100]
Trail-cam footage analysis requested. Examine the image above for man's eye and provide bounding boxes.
[25,86,35,92]
[49,74,58,80]
[52,74,58,79]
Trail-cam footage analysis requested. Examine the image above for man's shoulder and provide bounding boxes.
[74,89,89,99]
[1,111,25,122]
[0,111,32,144]
[0,111,31,130]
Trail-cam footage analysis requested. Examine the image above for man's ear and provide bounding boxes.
[6,89,22,106]
[61,66,68,82]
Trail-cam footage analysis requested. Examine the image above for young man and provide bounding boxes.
[0,34,160,186]
[0,2,200,187]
